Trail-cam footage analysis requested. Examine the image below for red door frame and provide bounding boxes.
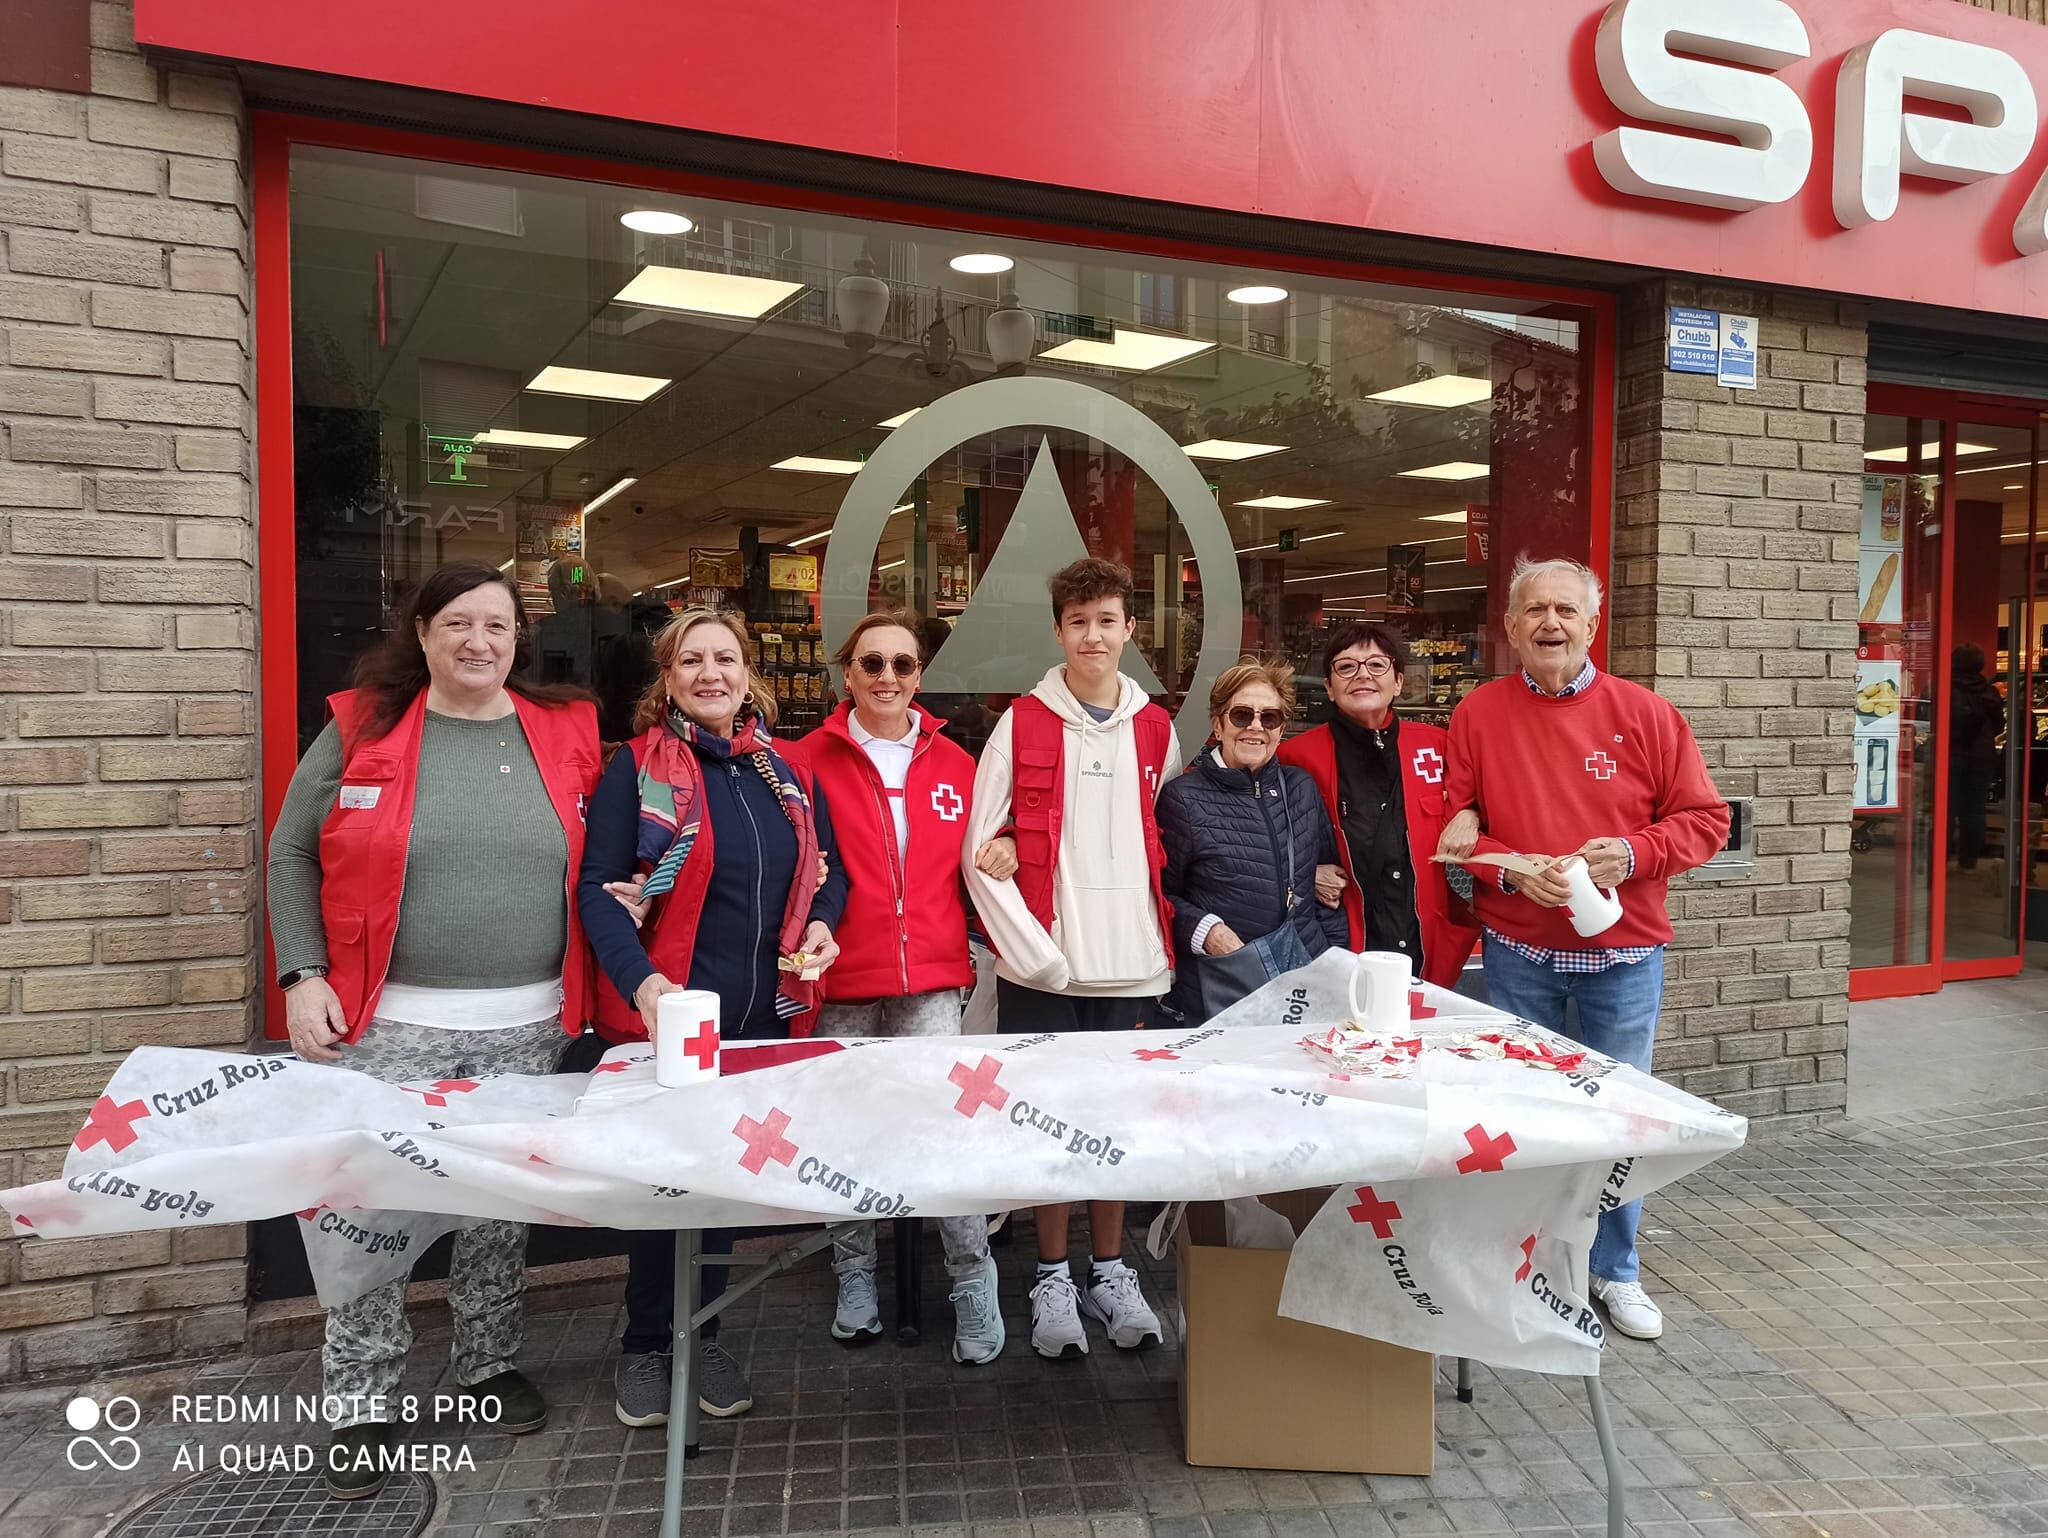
[1852,385,2043,1000]
[249,110,1619,1037]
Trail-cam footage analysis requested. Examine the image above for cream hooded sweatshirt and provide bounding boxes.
[962,666,1182,997]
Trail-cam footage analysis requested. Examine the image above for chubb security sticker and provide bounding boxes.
[338,785,381,810]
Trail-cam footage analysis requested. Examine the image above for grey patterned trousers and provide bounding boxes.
[816,989,991,1280]
[321,1014,567,1429]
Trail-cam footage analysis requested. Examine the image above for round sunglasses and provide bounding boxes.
[854,652,921,679]
[1224,706,1289,731]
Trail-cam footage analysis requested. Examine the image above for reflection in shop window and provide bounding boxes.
[286,145,1599,763]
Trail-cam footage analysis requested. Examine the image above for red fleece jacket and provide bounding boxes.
[1444,671,1729,950]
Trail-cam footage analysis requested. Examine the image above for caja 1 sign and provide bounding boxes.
[1594,0,2048,255]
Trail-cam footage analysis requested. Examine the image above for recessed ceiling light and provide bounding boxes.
[613,266,806,320]
[1234,495,1331,510]
[878,559,905,571]
[1398,461,1490,481]
[1039,332,1214,372]
[621,209,694,236]
[584,474,637,514]
[877,409,922,429]
[1419,511,1470,522]
[1228,285,1289,305]
[790,528,832,547]
[1865,441,1994,462]
[526,365,671,402]
[1182,439,1286,461]
[1368,375,1494,409]
[771,455,866,474]
[475,428,587,451]
[949,253,1014,275]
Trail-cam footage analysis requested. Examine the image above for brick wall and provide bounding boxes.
[0,2,257,1380]
[1610,279,1862,1132]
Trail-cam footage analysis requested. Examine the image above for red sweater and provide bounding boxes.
[1445,671,1729,951]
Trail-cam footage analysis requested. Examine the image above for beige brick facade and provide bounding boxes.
[0,1,256,1379]
[1612,280,1862,1130]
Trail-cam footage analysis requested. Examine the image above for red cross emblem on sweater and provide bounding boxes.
[1346,1185,1403,1238]
[732,1109,797,1174]
[405,1078,481,1109]
[948,1055,1009,1117]
[931,784,964,822]
[1516,1232,1539,1282]
[1411,746,1443,784]
[1456,1123,1518,1174]
[76,1095,150,1153]
[1585,751,1617,780]
[683,1017,720,1072]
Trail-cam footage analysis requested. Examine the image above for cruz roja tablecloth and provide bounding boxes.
[1,951,1744,1376]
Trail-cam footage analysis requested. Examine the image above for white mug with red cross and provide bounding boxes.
[654,990,722,1087]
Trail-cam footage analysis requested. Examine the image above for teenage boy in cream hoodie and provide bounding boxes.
[963,557,1181,1359]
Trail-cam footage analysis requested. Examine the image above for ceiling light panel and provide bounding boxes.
[1182,439,1286,461]
[526,365,670,402]
[771,455,865,474]
[613,266,806,320]
[1234,495,1330,510]
[1397,461,1490,481]
[475,428,587,451]
[1368,375,1494,409]
[1038,332,1214,372]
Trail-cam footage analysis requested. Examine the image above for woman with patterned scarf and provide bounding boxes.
[574,609,847,1432]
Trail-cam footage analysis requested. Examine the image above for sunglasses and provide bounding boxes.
[1331,656,1395,680]
[1225,706,1289,731]
[855,652,921,679]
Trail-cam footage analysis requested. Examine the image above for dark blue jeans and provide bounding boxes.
[1479,937,1665,1284]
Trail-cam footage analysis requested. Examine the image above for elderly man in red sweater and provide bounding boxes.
[1437,556,1728,1343]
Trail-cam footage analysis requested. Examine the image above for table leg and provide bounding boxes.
[1455,1357,1473,1404]
[659,1229,698,1538]
[1583,1375,1625,1538]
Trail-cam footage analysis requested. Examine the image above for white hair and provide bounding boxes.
[1506,556,1602,618]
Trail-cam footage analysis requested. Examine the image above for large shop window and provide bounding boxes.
[285,147,1600,756]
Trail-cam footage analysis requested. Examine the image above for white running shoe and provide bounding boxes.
[1590,1277,1664,1340]
[1080,1261,1163,1350]
[1029,1269,1088,1359]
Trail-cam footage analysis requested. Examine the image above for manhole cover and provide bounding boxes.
[107,1468,434,1537]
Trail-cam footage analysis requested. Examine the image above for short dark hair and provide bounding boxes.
[1048,557,1134,623]
[1322,622,1411,679]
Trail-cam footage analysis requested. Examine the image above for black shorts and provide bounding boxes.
[995,977,1153,1033]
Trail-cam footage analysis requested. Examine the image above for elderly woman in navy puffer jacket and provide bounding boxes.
[1156,658,1350,1023]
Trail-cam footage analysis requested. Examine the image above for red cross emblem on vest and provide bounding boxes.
[930,783,964,822]
[1411,746,1443,784]
[1585,751,1617,780]
[76,1095,150,1154]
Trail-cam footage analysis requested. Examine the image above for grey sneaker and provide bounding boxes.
[614,1350,671,1428]
[696,1337,753,1417]
[831,1266,883,1344]
[949,1256,1005,1366]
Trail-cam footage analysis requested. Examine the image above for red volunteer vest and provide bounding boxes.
[590,731,824,1044]
[1006,694,1176,966]
[319,689,600,1043]
[1278,718,1481,989]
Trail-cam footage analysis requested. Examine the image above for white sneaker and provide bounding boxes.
[1029,1269,1088,1359]
[1591,1277,1664,1340]
[1080,1262,1163,1350]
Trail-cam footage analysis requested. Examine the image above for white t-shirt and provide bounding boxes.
[849,711,917,859]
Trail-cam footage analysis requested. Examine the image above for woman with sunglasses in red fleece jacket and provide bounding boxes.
[783,610,1005,1366]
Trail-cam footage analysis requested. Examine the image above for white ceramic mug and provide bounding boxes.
[654,988,722,1087]
[1558,856,1624,938]
[1348,950,1415,1031]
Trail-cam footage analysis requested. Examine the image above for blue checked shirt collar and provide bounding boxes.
[1523,659,1597,698]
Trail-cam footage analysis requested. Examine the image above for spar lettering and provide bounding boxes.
[795,1155,914,1217]
[1280,986,1312,1029]
[149,1056,290,1118]
[1006,1098,1128,1167]
[378,1131,449,1178]
[1379,1244,1446,1316]
[1527,1267,1605,1343]
[318,1210,411,1257]
[1598,1158,1635,1212]
[66,1169,217,1221]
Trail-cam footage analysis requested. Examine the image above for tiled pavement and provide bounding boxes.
[5,1008,2048,1538]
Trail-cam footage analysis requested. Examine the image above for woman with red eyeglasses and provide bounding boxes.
[1155,658,1350,1024]
[782,610,1004,1365]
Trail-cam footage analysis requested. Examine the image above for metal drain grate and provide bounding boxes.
[107,1468,434,1538]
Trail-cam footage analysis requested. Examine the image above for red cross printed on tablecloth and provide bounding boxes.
[948,1055,1010,1118]
[1456,1123,1518,1174]
[1584,751,1617,781]
[930,784,965,822]
[407,1078,482,1109]
[295,1204,328,1221]
[732,1108,798,1174]
[591,1060,629,1075]
[1132,1047,1180,1062]
[1516,1232,1538,1283]
[527,1154,551,1165]
[1407,988,1436,1020]
[684,1017,720,1072]
[14,1214,32,1227]
[1346,1185,1403,1238]
[1411,746,1443,784]
[76,1095,150,1154]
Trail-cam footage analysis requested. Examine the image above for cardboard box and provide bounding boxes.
[1178,1189,1435,1475]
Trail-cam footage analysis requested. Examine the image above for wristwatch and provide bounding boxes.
[278,965,329,991]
